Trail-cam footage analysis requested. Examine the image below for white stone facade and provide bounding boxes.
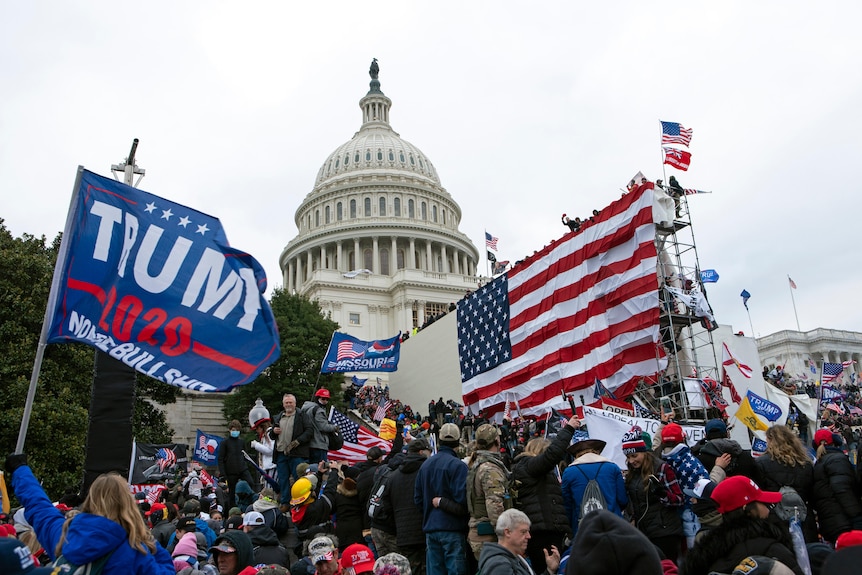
[756,328,862,380]
[279,67,480,341]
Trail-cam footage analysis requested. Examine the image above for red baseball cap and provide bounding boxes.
[710,475,782,514]
[340,543,375,573]
[145,502,166,517]
[314,388,331,399]
[836,530,862,550]
[660,422,685,444]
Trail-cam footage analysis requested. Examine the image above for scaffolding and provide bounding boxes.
[635,189,721,422]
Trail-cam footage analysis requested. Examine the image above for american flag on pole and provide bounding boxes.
[328,407,392,465]
[373,397,392,422]
[660,121,693,147]
[459,182,665,420]
[684,189,709,195]
[485,232,499,251]
[822,361,853,384]
[663,147,692,171]
[788,276,797,289]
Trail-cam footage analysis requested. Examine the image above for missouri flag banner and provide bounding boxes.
[45,169,280,392]
[321,332,401,373]
[459,182,665,420]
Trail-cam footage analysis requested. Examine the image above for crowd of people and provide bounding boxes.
[6,385,862,575]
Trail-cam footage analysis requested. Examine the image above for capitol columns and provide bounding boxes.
[287,260,295,293]
[390,236,397,274]
[372,236,380,273]
[441,244,449,273]
[320,245,326,270]
[337,241,343,272]
[425,241,432,272]
[354,238,360,270]
[296,257,303,291]
[409,237,416,269]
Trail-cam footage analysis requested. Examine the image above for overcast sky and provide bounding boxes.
[3,2,860,340]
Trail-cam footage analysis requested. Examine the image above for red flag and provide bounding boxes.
[663,147,691,171]
[460,182,665,419]
[720,342,746,404]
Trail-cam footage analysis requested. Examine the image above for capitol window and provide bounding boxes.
[349,313,361,326]
[421,202,427,220]
[442,209,446,225]
[363,248,373,270]
[366,150,371,162]
[380,248,390,275]
[335,158,340,168]
[409,154,415,165]
[355,152,360,163]
[379,197,386,216]
[394,197,401,216]
[325,206,331,224]
[377,150,383,161]
[432,205,437,222]
[350,199,357,219]
[364,197,372,217]
[399,152,405,163]
[408,199,415,218]
[315,210,320,227]
[388,150,394,161]
[345,154,350,166]
[337,202,343,221]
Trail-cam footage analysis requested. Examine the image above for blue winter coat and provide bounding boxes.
[414,445,469,533]
[12,466,174,575]
[560,454,627,535]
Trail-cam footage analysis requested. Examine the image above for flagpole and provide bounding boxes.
[746,307,755,339]
[484,229,490,278]
[815,364,824,430]
[788,276,801,331]
[659,120,668,184]
[16,166,84,453]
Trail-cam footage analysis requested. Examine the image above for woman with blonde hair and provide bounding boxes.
[5,453,174,573]
[753,424,816,540]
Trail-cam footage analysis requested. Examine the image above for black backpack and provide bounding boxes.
[367,464,395,521]
[574,463,608,521]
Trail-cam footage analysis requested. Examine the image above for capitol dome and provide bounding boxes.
[279,60,480,343]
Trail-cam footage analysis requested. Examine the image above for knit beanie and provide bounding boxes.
[622,426,647,455]
[566,510,662,575]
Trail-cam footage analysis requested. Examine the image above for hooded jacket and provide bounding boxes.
[213,530,255,572]
[12,465,174,575]
[754,452,818,542]
[692,437,757,479]
[247,524,289,567]
[560,452,627,535]
[333,476,365,548]
[683,515,804,575]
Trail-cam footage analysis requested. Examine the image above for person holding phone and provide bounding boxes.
[622,426,685,563]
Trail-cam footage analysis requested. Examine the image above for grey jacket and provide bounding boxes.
[300,400,337,450]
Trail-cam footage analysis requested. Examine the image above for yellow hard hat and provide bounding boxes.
[290,477,314,505]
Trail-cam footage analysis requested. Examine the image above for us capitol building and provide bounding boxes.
[279,60,480,341]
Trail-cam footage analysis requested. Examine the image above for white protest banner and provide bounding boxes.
[582,406,705,470]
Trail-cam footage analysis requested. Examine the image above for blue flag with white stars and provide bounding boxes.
[457,274,511,381]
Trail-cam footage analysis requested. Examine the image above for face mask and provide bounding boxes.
[230,430,240,438]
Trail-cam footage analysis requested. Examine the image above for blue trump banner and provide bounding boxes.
[46,169,280,392]
[700,269,719,283]
[193,429,223,465]
[746,390,782,422]
[321,332,400,373]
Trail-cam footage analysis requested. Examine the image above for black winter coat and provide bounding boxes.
[248,525,290,567]
[625,468,683,541]
[218,436,248,477]
[270,409,313,458]
[811,448,862,541]
[683,516,804,575]
[386,452,427,547]
[333,480,365,549]
[692,438,757,479]
[754,453,817,542]
[511,424,574,535]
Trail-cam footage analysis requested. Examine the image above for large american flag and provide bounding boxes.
[328,407,392,465]
[660,121,693,147]
[663,147,691,171]
[822,361,853,384]
[459,183,666,420]
[337,340,367,360]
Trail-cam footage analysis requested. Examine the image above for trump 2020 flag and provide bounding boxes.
[460,181,665,420]
[321,332,400,373]
[46,169,280,392]
[192,429,223,465]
